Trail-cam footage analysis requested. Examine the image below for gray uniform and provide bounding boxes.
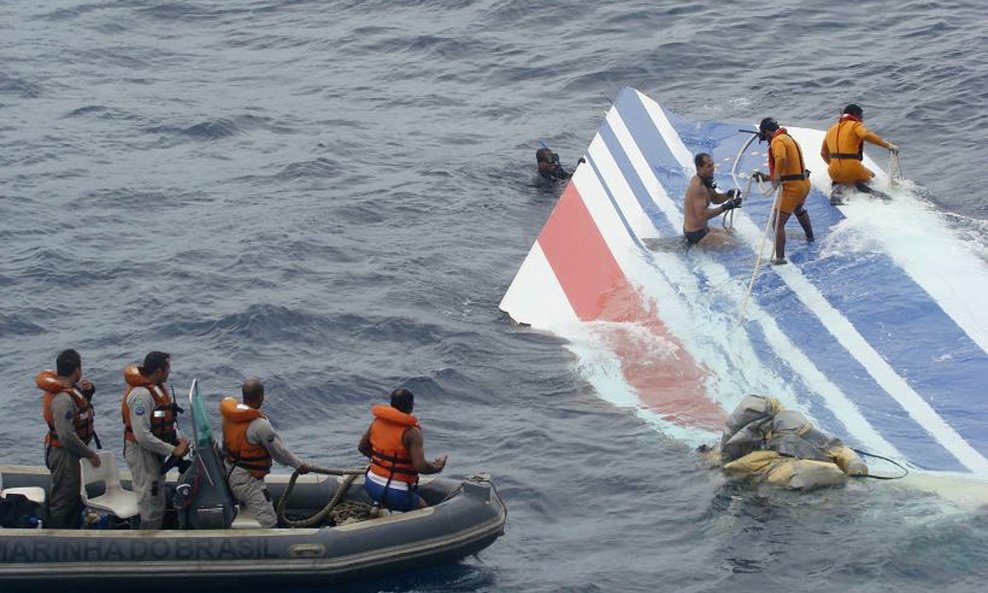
[123,385,180,529]
[46,390,97,529]
[227,417,305,528]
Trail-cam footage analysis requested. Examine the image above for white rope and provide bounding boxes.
[887,150,902,188]
[737,183,781,324]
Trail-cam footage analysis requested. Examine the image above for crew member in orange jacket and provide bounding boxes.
[220,378,312,528]
[357,387,447,512]
[756,117,815,265]
[37,349,101,528]
[121,351,189,529]
[821,104,899,191]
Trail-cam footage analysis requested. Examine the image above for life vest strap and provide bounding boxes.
[370,448,412,465]
[829,153,862,160]
[231,460,272,471]
[225,454,271,466]
[224,449,272,477]
[780,171,809,182]
[370,458,417,476]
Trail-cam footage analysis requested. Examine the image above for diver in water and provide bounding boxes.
[820,104,899,203]
[536,147,584,181]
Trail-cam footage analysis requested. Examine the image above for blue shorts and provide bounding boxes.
[364,476,420,512]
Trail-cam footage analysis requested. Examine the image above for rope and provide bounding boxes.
[329,500,376,525]
[850,448,909,480]
[887,150,903,188]
[275,465,367,528]
[737,180,781,323]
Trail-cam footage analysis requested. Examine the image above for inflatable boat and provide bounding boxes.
[0,381,506,591]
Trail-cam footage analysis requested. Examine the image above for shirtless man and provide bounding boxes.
[683,153,742,248]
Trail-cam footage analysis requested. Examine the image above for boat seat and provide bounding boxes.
[230,506,263,529]
[80,452,140,519]
[1,487,47,505]
[0,472,47,505]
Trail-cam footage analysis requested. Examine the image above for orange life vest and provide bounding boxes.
[823,114,888,184]
[824,114,865,161]
[37,370,94,448]
[768,129,808,182]
[367,404,420,486]
[219,397,273,479]
[121,364,178,445]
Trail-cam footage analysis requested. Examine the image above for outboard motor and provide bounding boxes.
[173,380,236,529]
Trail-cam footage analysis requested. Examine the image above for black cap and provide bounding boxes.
[759,117,779,134]
[843,104,863,117]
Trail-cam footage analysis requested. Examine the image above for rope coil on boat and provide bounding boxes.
[275,465,367,528]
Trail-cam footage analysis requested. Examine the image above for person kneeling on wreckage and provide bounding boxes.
[220,378,313,528]
[357,387,447,512]
[702,394,868,490]
[821,103,899,204]
[682,152,743,249]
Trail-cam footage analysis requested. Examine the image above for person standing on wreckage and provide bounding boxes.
[820,103,899,202]
[753,117,815,265]
[121,351,190,529]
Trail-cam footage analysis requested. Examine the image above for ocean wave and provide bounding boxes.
[0,72,43,98]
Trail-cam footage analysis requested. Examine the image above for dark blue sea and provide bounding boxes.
[3,1,988,591]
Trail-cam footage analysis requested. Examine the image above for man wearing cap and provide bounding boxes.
[821,104,899,195]
[756,117,814,265]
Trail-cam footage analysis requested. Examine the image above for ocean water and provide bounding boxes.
[2,1,988,592]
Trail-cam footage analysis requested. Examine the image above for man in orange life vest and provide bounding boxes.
[358,387,447,512]
[821,104,899,194]
[220,378,313,528]
[755,117,815,265]
[121,351,189,529]
[36,349,101,528]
